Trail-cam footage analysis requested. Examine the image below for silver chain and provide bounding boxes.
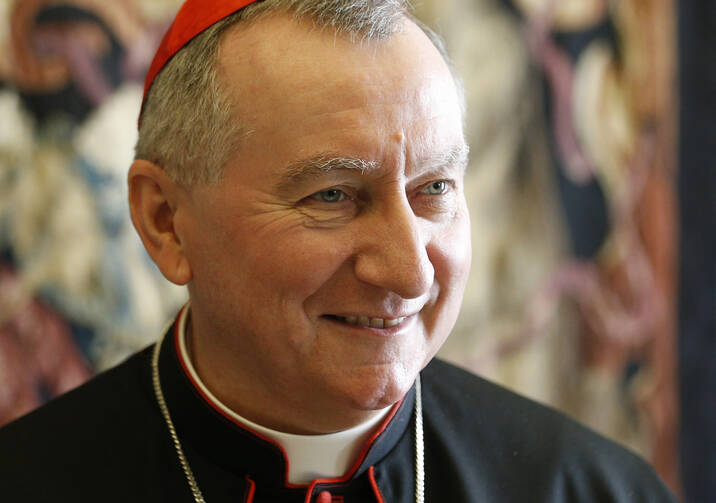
[151,332,425,503]
[414,375,425,503]
[152,332,207,503]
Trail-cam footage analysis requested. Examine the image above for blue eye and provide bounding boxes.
[422,181,449,195]
[311,189,347,203]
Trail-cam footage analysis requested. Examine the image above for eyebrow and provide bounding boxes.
[280,154,380,190]
[421,144,470,175]
[277,143,470,192]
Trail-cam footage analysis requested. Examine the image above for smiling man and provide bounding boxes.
[133,12,471,435]
[0,1,676,502]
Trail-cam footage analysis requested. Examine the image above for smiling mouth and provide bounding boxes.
[324,315,407,329]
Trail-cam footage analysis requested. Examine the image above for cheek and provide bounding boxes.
[423,211,471,355]
[432,211,472,292]
[238,227,353,303]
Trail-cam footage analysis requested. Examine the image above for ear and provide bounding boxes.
[128,160,192,285]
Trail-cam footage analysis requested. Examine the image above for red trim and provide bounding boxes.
[172,308,304,488]
[244,476,256,503]
[172,306,404,491]
[368,466,385,503]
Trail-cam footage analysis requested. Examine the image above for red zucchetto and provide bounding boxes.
[139,0,261,127]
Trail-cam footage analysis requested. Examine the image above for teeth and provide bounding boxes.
[338,316,407,328]
[384,318,402,328]
[370,318,384,328]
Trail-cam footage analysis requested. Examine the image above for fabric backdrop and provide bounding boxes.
[1,1,710,500]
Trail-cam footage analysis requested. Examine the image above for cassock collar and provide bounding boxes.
[175,305,393,484]
[158,307,416,490]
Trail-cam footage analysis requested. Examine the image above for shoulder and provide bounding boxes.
[0,346,170,500]
[0,346,155,438]
[420,359,677,502]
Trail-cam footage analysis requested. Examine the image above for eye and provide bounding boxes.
[310,189,348,203]
[421,180,450,195]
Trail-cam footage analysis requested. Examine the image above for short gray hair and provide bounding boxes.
[135,0,462,185]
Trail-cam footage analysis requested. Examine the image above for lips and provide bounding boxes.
[327,315,407,328]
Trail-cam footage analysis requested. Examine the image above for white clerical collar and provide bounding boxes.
[176,306,393,485]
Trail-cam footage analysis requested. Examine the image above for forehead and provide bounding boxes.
[216,13,464,179]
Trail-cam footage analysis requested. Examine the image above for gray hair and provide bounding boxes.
[135,0,462,185]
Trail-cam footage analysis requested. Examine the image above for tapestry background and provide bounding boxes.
[0,1,712,501]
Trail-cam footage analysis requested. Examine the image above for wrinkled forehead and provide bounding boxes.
[209,15,465,189]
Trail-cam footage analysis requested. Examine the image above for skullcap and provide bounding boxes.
[139,0,261,127]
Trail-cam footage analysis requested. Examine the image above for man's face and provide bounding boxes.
[177,15,471,428]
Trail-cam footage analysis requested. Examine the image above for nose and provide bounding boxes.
[353,196,434,299]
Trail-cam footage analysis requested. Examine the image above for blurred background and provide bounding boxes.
[0,0,712,501]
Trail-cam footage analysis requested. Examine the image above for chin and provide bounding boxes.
[338,362,419,412]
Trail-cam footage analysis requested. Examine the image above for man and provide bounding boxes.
[0,1,676,501]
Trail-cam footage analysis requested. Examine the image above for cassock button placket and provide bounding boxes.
[151,332,425,503]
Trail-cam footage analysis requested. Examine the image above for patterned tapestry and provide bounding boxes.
[1,0,709,500]
[414,0,683,497]
[0,0,188,425]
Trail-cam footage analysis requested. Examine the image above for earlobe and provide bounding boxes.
[128,160,193,285]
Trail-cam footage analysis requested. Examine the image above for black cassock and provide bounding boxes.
[0,319,675,502]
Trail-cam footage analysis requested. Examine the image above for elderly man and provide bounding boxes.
[0,1,675,502]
